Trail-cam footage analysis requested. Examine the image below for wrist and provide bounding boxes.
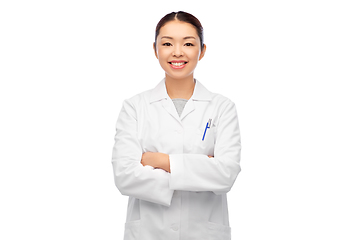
[159,153,170,172]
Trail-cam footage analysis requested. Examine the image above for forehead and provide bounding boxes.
[158,21,199,40]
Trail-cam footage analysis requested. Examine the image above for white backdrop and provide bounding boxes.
[1,0,359,239]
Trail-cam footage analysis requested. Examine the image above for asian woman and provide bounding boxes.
[112,11,241,240]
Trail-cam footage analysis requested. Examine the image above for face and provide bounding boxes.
[154,20,206,81]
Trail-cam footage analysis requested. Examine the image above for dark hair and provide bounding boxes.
[154,11,204,51]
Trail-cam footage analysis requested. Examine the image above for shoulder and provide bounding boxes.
[123,78,165,106]
[114,88,152,121]
[206,86,237,109]
[211,92,235,104]
[125,88,152,103]
[122,78,162,105]
[194,79,236,106]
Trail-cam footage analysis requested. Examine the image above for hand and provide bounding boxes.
[208,155,214,158]
[141,152,171,173]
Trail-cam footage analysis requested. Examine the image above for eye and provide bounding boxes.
[162,43,172,46]
[185,43,194,46]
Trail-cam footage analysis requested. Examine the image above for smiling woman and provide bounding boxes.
[112,11,241,240]
[153,13,206,97]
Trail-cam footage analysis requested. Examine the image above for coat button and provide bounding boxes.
[171,224,179,231]
[176,129,182,134]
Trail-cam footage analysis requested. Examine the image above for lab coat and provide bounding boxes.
[112,78,241,240]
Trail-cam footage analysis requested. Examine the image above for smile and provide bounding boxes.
[169,61,187,69]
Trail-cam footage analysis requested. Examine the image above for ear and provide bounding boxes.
[153,42,158,59]
[199,44,206,61]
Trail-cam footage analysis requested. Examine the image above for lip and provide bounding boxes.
[168,60,188,69]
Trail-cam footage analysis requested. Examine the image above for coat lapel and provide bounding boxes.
[149,78,213,124]
[162,98,182,123]
[180,99,195,121]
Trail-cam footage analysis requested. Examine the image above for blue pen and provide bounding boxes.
[202,119,212,141]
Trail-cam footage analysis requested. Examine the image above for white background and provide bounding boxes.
[1,0,359,239]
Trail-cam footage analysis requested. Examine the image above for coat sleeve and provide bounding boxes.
[111,99,174,206]
[168,100,241,194]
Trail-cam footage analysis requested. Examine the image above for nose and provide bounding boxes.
[173,45,183,57]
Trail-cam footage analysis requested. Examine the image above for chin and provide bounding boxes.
[166,72,193,80]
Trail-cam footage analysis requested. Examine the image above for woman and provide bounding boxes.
[112,11,241,240]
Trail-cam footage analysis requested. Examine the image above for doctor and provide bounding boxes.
[112,11,241,240]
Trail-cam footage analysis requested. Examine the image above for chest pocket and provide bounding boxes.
[184,125,216,155]
[199,125,215,144]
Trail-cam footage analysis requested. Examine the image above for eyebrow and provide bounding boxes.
[161,36,196,40]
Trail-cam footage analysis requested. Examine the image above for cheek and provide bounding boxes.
[157,48,170,60]
[185,48,201,61]
[156,49,170,70]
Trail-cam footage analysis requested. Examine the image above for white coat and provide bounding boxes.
[112,78,241,240]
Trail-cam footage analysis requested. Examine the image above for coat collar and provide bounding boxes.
[149,78,212,103]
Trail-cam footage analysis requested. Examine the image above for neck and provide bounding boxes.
[165,74,195,100]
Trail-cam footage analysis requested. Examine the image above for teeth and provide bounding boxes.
[171,62,186,66]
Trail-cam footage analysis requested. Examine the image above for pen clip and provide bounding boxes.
[208,119,212,128]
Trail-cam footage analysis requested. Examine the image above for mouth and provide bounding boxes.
[168,61,188,69]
